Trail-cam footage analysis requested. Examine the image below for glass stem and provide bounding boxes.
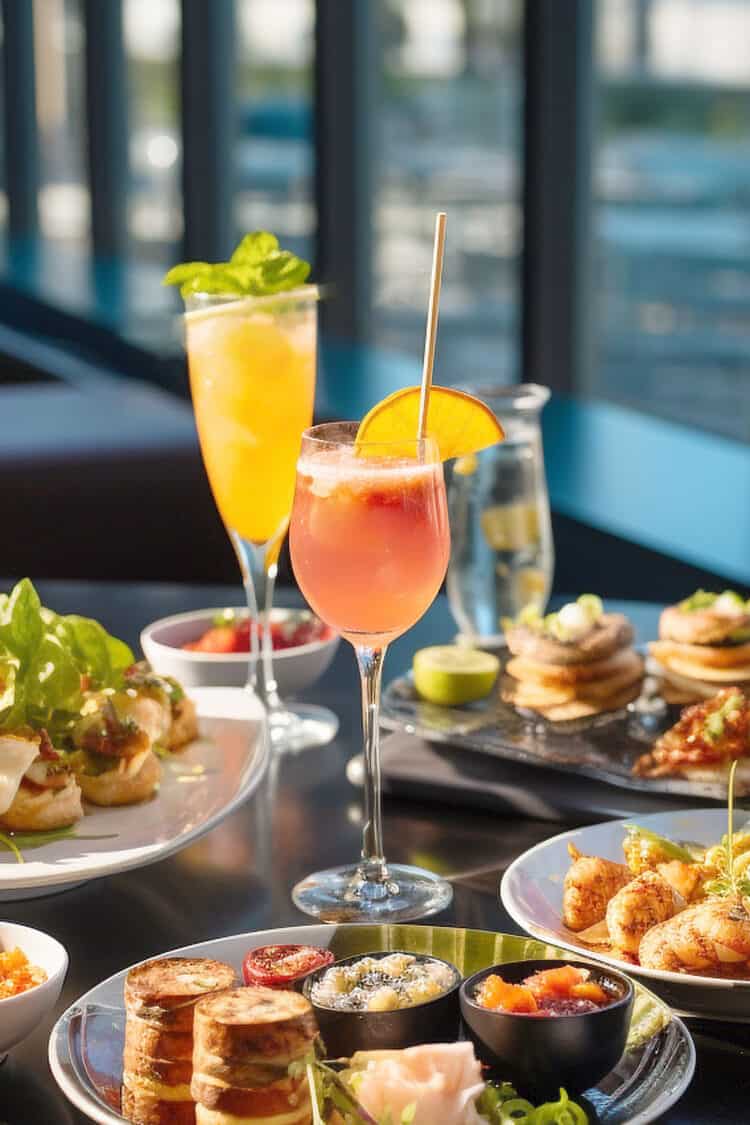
[355,644,388,881]
[231,531,262,696]
[261,558,283,713]
[231,532,283,717]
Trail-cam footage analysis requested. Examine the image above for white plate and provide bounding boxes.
[0,687,268,901]
[0,922,69,1053]
[501,807,750,1019]
[48,923,694,1125]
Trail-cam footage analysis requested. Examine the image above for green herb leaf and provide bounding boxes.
[162,261,212,286]
[0,579,133,735]
[231,231,279,265]
[257,250,311,293]
[0,578,43,659]
[163,231,311,300]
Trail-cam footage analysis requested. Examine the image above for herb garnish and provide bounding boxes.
[163,231,311,299]
[705,760,750,898]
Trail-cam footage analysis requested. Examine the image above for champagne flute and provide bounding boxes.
[183,287,339,752]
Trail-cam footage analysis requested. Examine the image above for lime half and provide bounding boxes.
[413,645,500,706]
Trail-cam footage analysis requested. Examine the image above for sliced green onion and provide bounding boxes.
[0,831,24,863]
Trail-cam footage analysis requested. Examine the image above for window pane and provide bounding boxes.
[234,0,315,263]
[125,0,181,264]
[594,0,750,440]
[34,0,88,248]
[374,0,523,385]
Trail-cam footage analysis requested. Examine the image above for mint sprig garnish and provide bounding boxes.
[163,231,311,299]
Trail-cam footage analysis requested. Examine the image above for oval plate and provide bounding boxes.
[49,923,693,1125]
[501,807,750,1019]
[0,687,267,900]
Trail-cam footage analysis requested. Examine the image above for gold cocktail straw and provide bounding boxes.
[417,211,447,441]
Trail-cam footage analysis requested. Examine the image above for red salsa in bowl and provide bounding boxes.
[474,964,619,1018]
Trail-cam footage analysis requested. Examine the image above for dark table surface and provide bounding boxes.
[1,582,748,1124]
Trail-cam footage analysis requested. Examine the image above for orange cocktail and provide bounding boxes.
[185,290,316,549]
[290,441,449,649]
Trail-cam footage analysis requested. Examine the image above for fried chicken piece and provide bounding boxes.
[605,870,684,957]
[563,843,631,932]
[639,896,750,974]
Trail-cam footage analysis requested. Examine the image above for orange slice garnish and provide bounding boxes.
[355,386,504,460]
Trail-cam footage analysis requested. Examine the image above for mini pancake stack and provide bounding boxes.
[502,597,643,721]
[191,987,318,1125]
[122,956,236,1125]
[649,590,750,705]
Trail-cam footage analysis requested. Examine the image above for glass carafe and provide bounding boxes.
[447,384,554,639]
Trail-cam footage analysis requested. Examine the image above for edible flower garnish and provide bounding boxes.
[163,231,311,299]
[510,595,603,643]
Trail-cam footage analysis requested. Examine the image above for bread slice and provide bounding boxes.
[0,775,83,831]
[125,958,237,1027]
[659,604,750,645]
[533,680,642,722]
[656,653,750,683]
[503,651,643,711]
[79,750,161,807]
[191,988,317,1125]
[122,958,236,1125]
[506,613,634,665]
[505,645,639,686]
[167,697,199,751]
[650,639,750,670]
[121,1082,197,1125]
[193,988,317,1063]
[195,1103,312,1125]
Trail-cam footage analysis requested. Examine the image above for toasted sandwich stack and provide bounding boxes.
[122,957,236,1125]
[502,596,643,721]
[649,590,750,704]
[191,987,318,1125]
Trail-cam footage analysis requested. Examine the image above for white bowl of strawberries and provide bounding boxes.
[141,607,340,695]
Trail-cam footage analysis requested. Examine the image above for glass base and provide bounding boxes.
[268,703,339,753]
[292,862,453,922]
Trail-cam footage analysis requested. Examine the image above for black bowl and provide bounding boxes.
[302,950,461,1059]
[460,959,634,1099]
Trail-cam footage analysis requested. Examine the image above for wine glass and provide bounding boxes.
[183,288,339,751]
[288,422,452,921]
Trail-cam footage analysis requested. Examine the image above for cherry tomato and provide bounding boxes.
[242,944,334,988]
[184,618,330,654]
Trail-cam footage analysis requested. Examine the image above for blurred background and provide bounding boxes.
[0,0,747,597]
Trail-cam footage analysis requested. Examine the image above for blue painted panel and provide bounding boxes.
[543,395,750,583]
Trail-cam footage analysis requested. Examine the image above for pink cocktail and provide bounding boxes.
[291,442,449,649]
[289,422,452,921]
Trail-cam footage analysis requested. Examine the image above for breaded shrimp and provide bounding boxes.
[655,859,707,904]
[639,896,750,974]
[563,843,631,932]
[606,870,684,957]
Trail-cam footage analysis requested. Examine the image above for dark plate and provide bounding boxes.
[380,670,729,800]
